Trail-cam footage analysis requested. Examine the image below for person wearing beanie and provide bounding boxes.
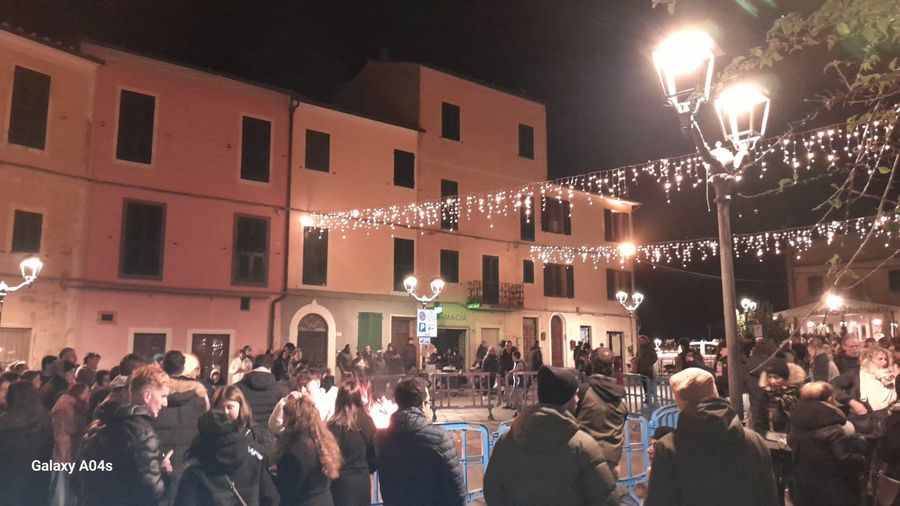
[173,410,279,506]
[646,368,778,506]
[484,365,618,506]
[759,356,806,433]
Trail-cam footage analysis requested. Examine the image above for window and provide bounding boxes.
[604,209,631,242]
[523,259,534,284]
[889,270,900,292]
[440,249,459,283]
[807,275,825,297]
[305,130,330,172]
[541,197,571,235]
[606,268,633,300]
[393,150,415,188]
[441,179,459,231]
[357,312,383,352]
[116,90,156,164]
[520,196,535,241]
[240,116,271,182]
[393,238,415,291]
[518,124,534,159]
[441,102,460,141]
[120,201,165,278]
[483,256,500,304]
[232,215,269,285]
[302,227,328,286]
[10,210,42,253]
[544,263,574,298]
[580,326,592,346]
[8,66,51,149]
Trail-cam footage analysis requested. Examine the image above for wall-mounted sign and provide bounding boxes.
[416,309,437,338]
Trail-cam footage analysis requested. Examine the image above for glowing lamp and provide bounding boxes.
[20,257,43,281]
[714,83,770,151]
[652,29,716,114]
[618,242,637,258]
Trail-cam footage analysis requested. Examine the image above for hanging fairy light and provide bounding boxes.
[310,116,897,235]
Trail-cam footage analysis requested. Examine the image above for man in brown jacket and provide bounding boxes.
[484,365,619,506]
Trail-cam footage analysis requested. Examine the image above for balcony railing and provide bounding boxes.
[466,281,524,309]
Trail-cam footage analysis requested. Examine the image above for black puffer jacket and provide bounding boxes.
[237,371,286,428]
[153,376,209,475]
[575,374,628,477]
[174,412,280,506]
[788,399,866,506]
[77,403,170,506]
[646,397,779,506]
[375,408,465,506]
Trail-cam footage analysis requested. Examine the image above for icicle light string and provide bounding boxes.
[530,213,900,268]
[310,117,895,235]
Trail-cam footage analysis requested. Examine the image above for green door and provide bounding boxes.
[357,312,383,352]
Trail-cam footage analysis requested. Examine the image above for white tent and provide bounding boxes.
[775,298,900,339]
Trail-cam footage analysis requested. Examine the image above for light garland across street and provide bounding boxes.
[530,213,900,267]
[309,118,896,234]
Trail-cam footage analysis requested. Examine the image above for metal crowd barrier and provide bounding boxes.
[649,404,680,434]
[428,371,496,421]
[501,371,539,413]
[618,413,652,506]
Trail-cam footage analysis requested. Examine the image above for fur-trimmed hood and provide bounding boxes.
[759,362,806,389]
[169,376,210,410]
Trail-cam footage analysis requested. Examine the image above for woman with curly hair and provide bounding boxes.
[275,395,342,506]
[328,380,377,506]
[211,385,275,462]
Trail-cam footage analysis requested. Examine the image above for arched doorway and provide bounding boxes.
[298,314,328,367]
[550,315,564,366]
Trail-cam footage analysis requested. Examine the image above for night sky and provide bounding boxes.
[1,0,858,337]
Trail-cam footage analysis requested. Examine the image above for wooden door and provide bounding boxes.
[133,333,167,363]
[297,314,328,367]
[522,318,538,347]
[551,315,564,366]
[391,316,415,350]
[191,334,230,381]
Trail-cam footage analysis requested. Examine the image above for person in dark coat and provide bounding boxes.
[275,395,342,506]
[401,338,418,372]
[485,365,619,506]
[788,382,866,506]
[173,410,279,506]
[337,345,355,377]
[0,381,54,506]
[153,351,210,479]
[833,335,862,375]
[77,366,174,506]
[744,339,777,434]
[876,377,900,484]
[212,385,275,462]
[635,335,658,379]
[88,353,149,420]
[646,368,779,506]
[237,354,288,429]
[272,343,295,382]
[328,380,377,506]
[41,359,76,410]
[376,377,465,506]
[575,347,628,479]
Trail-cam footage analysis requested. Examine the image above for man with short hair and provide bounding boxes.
[485,365,618,506]
[376,377,465,506]
[645,368,778,506]
[78,365,173,506]
[76,352,101,386]
[238,353,287,429]
[576,347,628,479]
[59,347,78,365]
[834,335,861,374]
[152,351,209,479]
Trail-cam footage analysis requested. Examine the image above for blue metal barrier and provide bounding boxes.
[617,413,651,506]
[654,377,674,407]
[648,404,680,434]
[490,419,514,451]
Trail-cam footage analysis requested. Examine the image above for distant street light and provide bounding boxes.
[618,242,638,258]
[0,257,44,327]
[824,292,844,312]
[740,298,758,313]
[616,290,645,363]
[403,275,444,307]
[653,28,771,414]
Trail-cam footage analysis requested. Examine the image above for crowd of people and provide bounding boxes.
[0,331,898,505]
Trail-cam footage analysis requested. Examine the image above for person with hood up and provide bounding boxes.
[576,347,628,479]
[376,376,465,506]
[645,367,779,506]
[77,365,174,506]
[484,365,619,506]
[153,351,210,481]
[237,354,288,429]
[787,382,866,506]
[173,410,280,506]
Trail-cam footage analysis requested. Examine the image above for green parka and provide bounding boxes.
[483,404,619,506]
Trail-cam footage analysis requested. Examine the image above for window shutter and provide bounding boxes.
[563,201,572,235]
[541,197,550,232]
[604,209,613,241]
[565,265,575,298]
[543,264,552,297]
[606,269,616,300]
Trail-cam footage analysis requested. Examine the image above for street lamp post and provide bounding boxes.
[0,257,44,328]
[653,29,771,414]
[402,275,445,369]
[616,290,644,366]
[740,297,758,336]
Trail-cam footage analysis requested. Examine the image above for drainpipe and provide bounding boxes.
[268,96,299,351]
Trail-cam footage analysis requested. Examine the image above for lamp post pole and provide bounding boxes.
[0,257,44,329]
[616,291,644,368]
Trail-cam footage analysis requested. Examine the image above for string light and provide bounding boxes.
[310,117,896,235]
[530,213,900,267]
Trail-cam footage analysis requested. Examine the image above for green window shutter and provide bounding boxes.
[357,312,383,352]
